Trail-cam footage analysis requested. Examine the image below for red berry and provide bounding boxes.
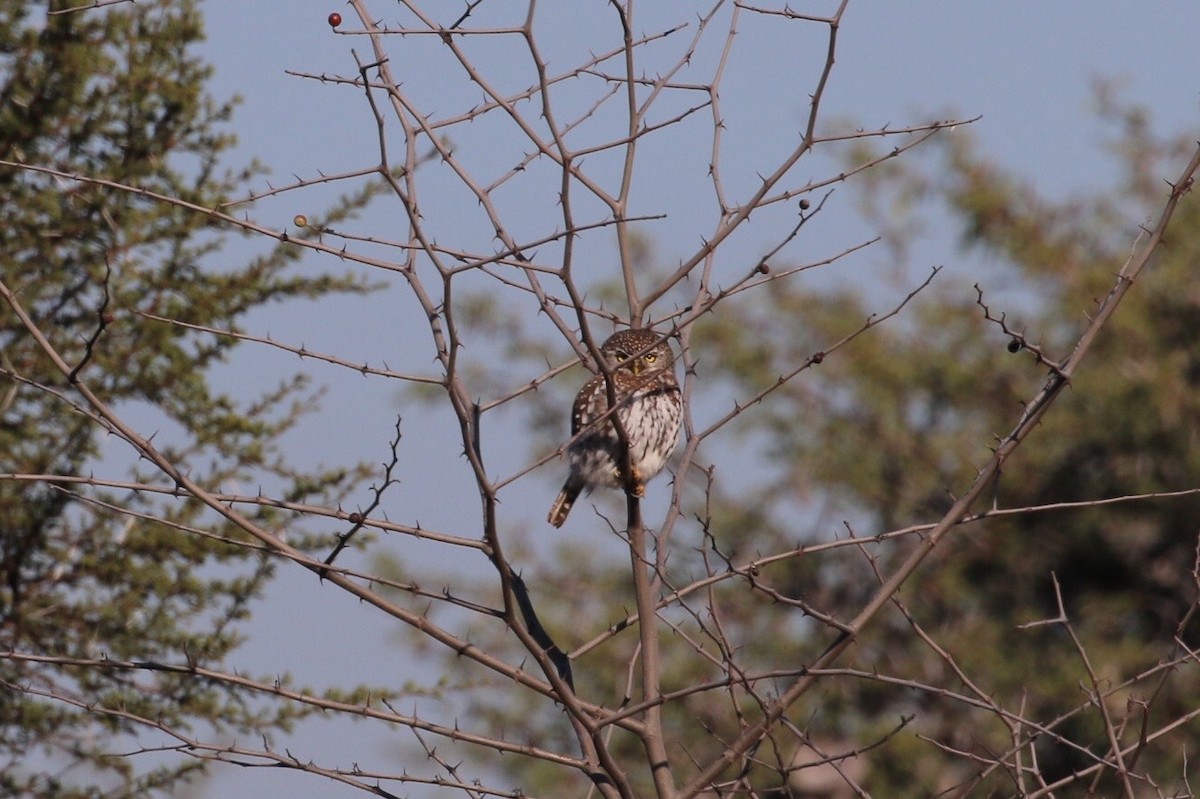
[328,12,342,27]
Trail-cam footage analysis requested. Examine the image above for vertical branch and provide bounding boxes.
[627,495,676,799]
[608,0,644,324]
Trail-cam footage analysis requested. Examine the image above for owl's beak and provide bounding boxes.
[630,359,643,376]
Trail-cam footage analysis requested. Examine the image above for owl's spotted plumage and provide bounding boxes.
[548,328,682,528]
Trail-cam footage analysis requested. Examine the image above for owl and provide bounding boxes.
[547,328,682,528]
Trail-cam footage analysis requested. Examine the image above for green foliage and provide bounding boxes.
[0,2,377,795]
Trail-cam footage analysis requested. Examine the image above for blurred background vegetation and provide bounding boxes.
[415,106,1200,797]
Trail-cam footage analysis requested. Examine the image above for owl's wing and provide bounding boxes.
[570,374,608,436]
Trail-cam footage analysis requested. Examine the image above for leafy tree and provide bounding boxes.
[0,2,374,795]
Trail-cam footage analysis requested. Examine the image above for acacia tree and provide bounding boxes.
[2,2,1198,798]
[0,1,378,795]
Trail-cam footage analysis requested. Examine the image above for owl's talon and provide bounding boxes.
[612,466,645,497]
[630,465,645,497]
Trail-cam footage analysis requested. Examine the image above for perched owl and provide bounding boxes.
[548,328,682,528]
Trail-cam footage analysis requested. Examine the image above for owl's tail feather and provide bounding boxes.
[548,480,582,528]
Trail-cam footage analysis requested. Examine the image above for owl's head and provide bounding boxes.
[599,328,674,376]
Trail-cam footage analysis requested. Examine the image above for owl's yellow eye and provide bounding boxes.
[643,353,657,364]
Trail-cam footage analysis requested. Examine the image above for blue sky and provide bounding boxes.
[166,2,1200,796]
